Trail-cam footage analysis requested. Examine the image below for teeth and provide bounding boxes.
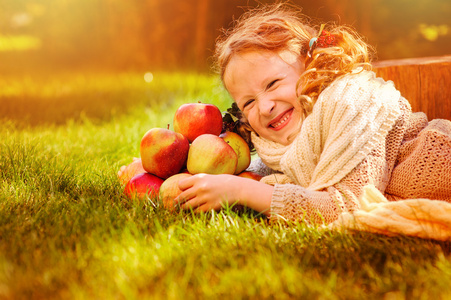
[272,114,289,128]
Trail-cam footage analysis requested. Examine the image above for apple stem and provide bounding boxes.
[167,124,170,130]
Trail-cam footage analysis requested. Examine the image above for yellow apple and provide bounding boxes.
[187,134,238,175]
[219,131,251,174]
[159,173,193,210]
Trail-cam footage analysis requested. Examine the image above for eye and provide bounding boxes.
[242,99,255,110]
[266,79,279,90]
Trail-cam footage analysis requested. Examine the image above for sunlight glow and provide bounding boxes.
[419,24,449,41]
[144,72,154,83]
[11,12,33,28]
[0,35,41,52]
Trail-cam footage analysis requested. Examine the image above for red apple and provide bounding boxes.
[124,172,164,200]
[237,171,263,181]
[118,158,146,186]
[187,134,238,175]
[140,127,189,179]
[173,102,223,143]
[159,173,193,210]
[219,131,251,174]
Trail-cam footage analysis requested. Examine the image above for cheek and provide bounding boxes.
[285,88,302,111]
[282,85,298,102]
[246,110,261,130]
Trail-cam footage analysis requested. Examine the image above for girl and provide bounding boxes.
[175,3,451,224]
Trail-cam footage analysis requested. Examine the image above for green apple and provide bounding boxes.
[159,173,193,211]
[140,127,189,179]
[173,102,223,143]
[124,172,164,200]
[187,134,237,175]
[219,131,251,174]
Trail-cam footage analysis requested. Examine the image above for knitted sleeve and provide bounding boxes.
[385,118,451,201]
[269,143,385,224]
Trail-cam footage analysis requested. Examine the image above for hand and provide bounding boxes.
[176,174,241,212]
[176,173,274,215]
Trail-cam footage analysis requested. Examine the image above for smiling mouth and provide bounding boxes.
[269,109,293,130]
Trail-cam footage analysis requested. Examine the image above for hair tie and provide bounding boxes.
[308,37,317,51]
[307,24,337,58]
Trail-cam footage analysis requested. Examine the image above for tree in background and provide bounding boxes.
[0,0,449,73]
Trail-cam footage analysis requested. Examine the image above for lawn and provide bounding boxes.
[1,71,450,299]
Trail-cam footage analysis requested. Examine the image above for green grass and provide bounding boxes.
[1,71,451,299]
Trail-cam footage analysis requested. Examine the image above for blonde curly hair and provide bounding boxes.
[214,2,375,149]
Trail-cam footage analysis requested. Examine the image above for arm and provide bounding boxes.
[268,155,374,224]
[175,142,382,220]
[175,137,389,221]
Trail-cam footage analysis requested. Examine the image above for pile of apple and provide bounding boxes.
[118,102,262,210]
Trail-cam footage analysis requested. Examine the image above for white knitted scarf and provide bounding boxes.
[252,70,402,191]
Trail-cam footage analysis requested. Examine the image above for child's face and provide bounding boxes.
[224,50,305,145]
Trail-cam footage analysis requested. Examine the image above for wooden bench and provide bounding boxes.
[373,55,451,121]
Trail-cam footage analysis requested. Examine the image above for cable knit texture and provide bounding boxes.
[249,70,451,235]
[386,119,451,200]
[329,118,451,240]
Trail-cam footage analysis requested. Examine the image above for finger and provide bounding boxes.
[181,198,205,210]
[195,203,215,213]
[174,190,195,205]
[178,174,199,190]
[180,173,211,188]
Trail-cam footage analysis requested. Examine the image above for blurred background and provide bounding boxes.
[1,0,450,74]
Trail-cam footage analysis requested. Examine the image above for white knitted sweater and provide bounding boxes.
[247,70,447,230]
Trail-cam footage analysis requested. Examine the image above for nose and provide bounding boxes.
[256,93,275,117]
